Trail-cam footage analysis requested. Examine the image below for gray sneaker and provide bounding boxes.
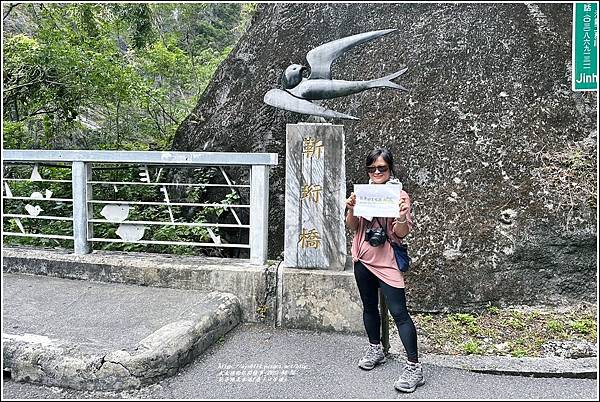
[394,361,425,392]
[358,343,386,370]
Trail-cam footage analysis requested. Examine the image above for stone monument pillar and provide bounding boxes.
[283,123,346,270]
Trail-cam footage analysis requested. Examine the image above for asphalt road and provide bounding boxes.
[3,323,597,400]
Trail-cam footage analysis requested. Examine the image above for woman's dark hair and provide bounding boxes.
[366,148,395,176]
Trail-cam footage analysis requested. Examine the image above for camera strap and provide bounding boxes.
[367,217,387,231]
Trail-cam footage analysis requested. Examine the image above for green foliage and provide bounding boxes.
[419,314,433,324]
[114,4,156,50]
[414,307,597,358]
[3,3,255,255]
[2,120,28,149]
[462,339,482,355]
[510,347,528,358]
[485,303,500,315]
[449,313,477,329]
[507,318,525,331]
[546,319,565,334]
[569,318,596,336]
[3,2,252,150]
[449,313,477,325]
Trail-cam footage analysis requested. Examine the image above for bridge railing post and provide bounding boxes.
[72,161,91,255]
[249,165,270,265]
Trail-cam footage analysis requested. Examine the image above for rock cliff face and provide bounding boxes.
[172,3,597,311]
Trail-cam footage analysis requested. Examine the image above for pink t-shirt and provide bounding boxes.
[351,190,414,289]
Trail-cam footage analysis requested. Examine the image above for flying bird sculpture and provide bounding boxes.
[264,29,408,120]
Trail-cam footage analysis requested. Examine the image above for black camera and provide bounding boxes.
[365,227,387,247]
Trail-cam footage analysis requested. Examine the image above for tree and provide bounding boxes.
[2,2,254,150]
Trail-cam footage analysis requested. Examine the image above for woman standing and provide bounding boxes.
[345,147,424,393]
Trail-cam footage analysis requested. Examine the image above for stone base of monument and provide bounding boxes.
[276,265,364,333]
[283,123,347,271]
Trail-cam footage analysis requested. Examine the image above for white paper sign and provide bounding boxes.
[353,184,402,218]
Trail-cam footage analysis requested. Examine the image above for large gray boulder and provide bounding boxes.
[172,3,597,311]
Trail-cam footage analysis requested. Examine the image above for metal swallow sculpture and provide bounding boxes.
[264,29,408,120]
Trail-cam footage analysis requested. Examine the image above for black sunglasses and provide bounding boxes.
[366,165,389,174]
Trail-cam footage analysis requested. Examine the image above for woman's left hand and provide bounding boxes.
[398,195,410,220]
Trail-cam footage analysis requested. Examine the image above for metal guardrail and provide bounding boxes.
[2,150,278,264]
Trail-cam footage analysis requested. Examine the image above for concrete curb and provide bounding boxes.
[3,292,242,391]
[419,354,598,379]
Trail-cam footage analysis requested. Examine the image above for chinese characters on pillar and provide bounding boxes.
[302,137,323,159]
[301,184,322,203]
[299,137,324,249]
[299,228,321,248]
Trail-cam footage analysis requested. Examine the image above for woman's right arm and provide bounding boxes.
[345,192,360,231]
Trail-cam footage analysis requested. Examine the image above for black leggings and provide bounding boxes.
[354,260,418,361]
